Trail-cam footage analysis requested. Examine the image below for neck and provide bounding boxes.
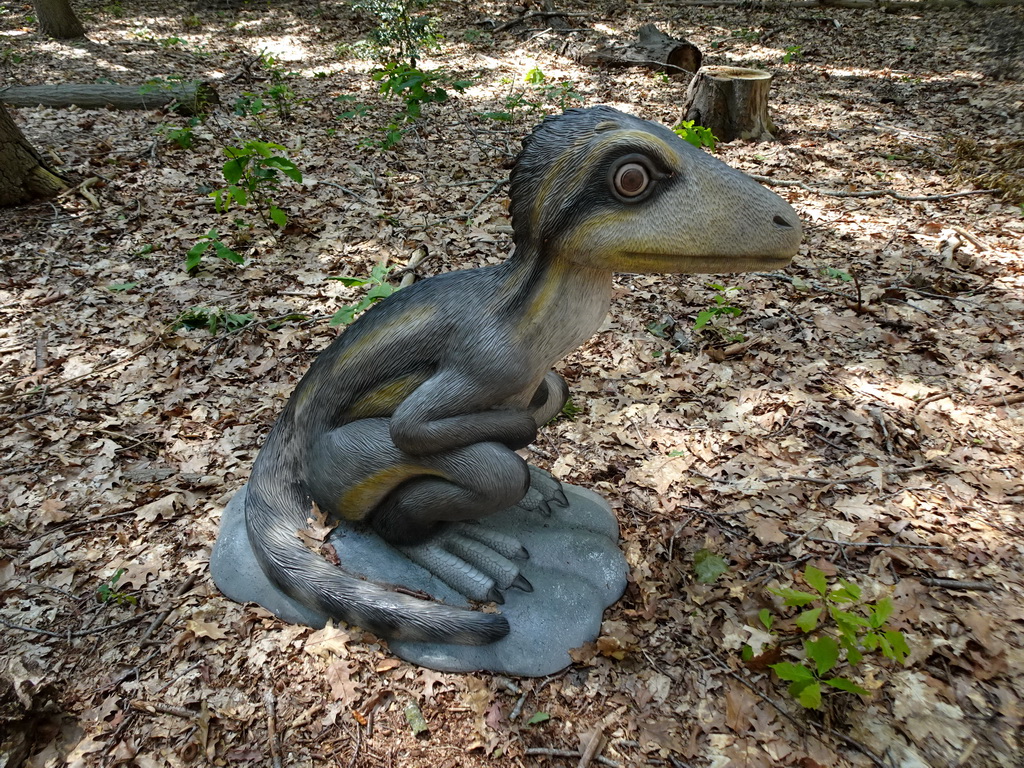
[495,242,613,368]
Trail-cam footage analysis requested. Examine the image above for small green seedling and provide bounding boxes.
[97,568,137,606]
[693,283,743,341]
[173,307,255,335]
[329,264,399,326]
[783,45,803,64]
[693,549,729,584]
[673,120,718,151]
[187,229,243,271]
[744,564,911,710]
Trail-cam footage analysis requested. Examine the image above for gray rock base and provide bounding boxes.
[210,476,628,677]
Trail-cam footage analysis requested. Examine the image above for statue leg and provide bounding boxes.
[307,418,534,601]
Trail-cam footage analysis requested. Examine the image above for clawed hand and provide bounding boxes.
[399,468,569,604]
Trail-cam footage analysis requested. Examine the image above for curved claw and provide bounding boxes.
[516,466,569,516]
[512,574,533,593]
[399,525,531,603]
[452,523,529,560]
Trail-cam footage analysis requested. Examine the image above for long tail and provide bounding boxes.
[243,473,509,645]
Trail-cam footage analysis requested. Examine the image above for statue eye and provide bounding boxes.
[613,162,650,199]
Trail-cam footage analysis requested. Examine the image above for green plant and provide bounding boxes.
[97,569,137,606]
[358,63,471,148]
[525,66,583,112]
[157,116,200,149]
[744,564,911,710]
[210,140,302,229]
[782,45,803,64]
[186,229,243,271]
[673,120,717,150]
[173,307,255,334]
[328,264,399,326]
[478,90,541,124]
[354,0,440,66]
[693,283,743,339]
[559,398,581,420]
[693,549,729,583]
[731,28,760,42]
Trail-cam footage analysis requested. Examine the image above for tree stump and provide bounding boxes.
[0,102,68,207]
[576,23,702,74]
[0,82,219,116]
[34,0,85,39]
[682,66,776,142]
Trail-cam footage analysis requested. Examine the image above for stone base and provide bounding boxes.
[210,474,628,677]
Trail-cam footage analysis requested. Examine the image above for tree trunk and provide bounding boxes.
[576,24,702,74]
[0,103,68,207]
[34,0,85,39]
[682,66,775,142]
[0,82,220,116]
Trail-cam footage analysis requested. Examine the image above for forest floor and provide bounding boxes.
[2,0,1024,766]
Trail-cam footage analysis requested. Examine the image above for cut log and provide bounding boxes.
[576,23,702,74]
[0,82,219,116]
[682,67,775,142]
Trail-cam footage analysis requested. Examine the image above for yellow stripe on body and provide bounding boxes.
[347,372,431,420]
[335,464,446,521]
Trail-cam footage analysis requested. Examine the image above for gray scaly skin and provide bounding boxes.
[243,106,802,644]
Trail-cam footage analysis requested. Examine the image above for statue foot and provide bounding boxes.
[210,467,628,676]
[399,524,532,603]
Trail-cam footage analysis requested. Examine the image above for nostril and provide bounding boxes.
[773,214,794,228]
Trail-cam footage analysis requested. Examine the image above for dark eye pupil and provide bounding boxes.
[615,163,649,197]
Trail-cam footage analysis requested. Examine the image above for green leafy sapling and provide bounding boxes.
[97,568,138,606]
[746,564,911,710]
[673,120,718,151]
[328,264,399,326]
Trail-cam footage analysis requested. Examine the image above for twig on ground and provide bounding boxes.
[783,532,947,550]
[578,724,607,768]
[316,180,371,205]
[524,748,621,768]
[199,312,328,354]
[136,572,199,650]
[912,391,952,413]
[464,178,509,220]
[264,690,284,768]
[978,391,1024,406]
[921,578,997,592]
[749,175,1000,202]
[0,609,160,638]
[131,699,199,719]
[493,10,593,33]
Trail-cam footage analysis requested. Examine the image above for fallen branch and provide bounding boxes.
[978,391,1024,406]
[750,175,1001,202]
[0,82,219,116]
[0,609,160,638]
[493,10,594,33]
[131,699,199,719]
[135,572,199,650]
[921,578,997,592]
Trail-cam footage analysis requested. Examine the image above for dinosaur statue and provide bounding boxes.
[211,106,801,672]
